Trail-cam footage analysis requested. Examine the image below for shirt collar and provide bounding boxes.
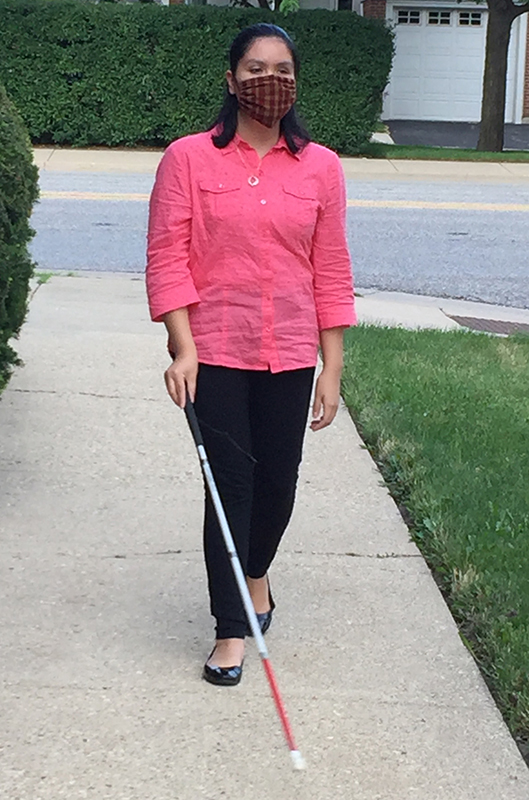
[218,131,301,161]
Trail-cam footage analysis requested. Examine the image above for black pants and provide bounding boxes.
[193,364,315,640]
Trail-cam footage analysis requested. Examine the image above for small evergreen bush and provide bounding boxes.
[0,83,39,391]
[0,0,393,153]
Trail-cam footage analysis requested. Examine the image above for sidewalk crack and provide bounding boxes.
[100,549,201,559]
[290,549,421,559]
[346,552,422,559]
[9,388,160,402]
[29,282,44,302]
[9,388,58,395]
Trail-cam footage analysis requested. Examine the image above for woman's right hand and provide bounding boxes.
[164,350,199,409]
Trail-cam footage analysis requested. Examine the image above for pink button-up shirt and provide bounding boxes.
[146,131,356,372]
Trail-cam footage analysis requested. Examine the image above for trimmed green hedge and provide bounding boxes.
[0,0,394,153]
[0,83,39,392]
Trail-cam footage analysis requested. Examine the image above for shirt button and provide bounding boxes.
[260,199,267,205]
[219,183,223,188]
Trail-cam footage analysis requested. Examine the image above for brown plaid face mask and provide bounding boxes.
[236,74,297,128]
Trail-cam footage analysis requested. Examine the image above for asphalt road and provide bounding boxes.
[31,171,529,309]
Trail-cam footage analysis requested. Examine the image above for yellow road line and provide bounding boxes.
[41,190,150,201]
[40,191,529,212]
[346,199,529,212]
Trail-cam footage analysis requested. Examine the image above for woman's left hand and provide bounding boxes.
[310,367,341,431]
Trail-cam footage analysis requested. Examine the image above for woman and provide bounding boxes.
[146,23,356,686]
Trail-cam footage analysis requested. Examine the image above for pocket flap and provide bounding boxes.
[199,179,241,194]
[283,180,318,201]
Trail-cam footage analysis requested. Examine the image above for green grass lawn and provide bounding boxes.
[356,142,529,162]
[341,325,529,759]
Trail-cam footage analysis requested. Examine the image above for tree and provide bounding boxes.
[0,84,39,391]
[478,0,529,152]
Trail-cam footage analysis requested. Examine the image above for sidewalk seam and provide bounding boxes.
[38,147,56,171]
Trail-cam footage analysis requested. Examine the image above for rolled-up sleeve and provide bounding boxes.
[311,153,356,331]
[146,141,200,322]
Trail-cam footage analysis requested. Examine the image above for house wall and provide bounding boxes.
[362,0,386,19]
[524,15,529,119]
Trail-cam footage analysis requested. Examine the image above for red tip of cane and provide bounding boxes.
[262,658,299,755]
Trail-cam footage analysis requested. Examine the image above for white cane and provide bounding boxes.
[184,397,305,771]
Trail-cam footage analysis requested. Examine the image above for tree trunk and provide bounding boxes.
[477,3,517,152]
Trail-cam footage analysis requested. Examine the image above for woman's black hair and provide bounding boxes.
[210,23,311,155]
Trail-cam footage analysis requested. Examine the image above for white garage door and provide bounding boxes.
[384,4,515,122]
[384,5,488,121]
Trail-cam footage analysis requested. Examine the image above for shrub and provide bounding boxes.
[0,83,39,392]
[0,0,394,153]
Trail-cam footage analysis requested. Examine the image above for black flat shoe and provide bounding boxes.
[203,645,244,687]
[203,661,244,687]
[246,578,276,637]
[247,609,273,637]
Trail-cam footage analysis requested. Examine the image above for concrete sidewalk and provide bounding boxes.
[354,288,529,331]
[1,272,529,799]
[33,146,529,181]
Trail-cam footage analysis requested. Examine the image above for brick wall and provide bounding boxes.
[363,0,387,19]
[524,18,529,119]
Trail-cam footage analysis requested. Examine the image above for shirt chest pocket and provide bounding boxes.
[282,180,320,234]
[198,179,242,223]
